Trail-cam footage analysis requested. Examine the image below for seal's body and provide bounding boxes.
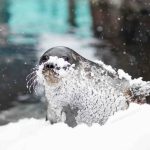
[30,46,150,127]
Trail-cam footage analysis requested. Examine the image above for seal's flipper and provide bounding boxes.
[130,81,150,104]
[62,105,79,128]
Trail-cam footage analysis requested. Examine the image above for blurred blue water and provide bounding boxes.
[8,0,92,44]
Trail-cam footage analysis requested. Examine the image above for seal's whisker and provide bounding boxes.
[33,77,37,87]
[27,79,37,90]
[33,81,38,95]
[28,78,37,93]
[31,66,38,71]
[26,74,37,86]
[26,72,37,88]
[27,77,37,92]
[26,71,37,81]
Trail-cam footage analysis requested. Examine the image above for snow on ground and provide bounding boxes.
[0,104,150,150]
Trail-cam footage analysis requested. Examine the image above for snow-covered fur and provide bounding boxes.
[31,47,150,127]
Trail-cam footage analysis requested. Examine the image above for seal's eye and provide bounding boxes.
[63,56,69,62]
[41,55,49,63]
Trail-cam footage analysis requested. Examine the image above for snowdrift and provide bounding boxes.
[0,104,150,150]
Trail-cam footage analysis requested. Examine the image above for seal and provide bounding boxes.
[27,46,150,127]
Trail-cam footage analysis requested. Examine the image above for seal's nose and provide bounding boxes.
[44,63,55,69]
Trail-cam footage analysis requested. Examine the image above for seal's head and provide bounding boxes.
[38,46,81,84]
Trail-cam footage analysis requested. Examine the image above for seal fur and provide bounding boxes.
[28,46,150,127]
